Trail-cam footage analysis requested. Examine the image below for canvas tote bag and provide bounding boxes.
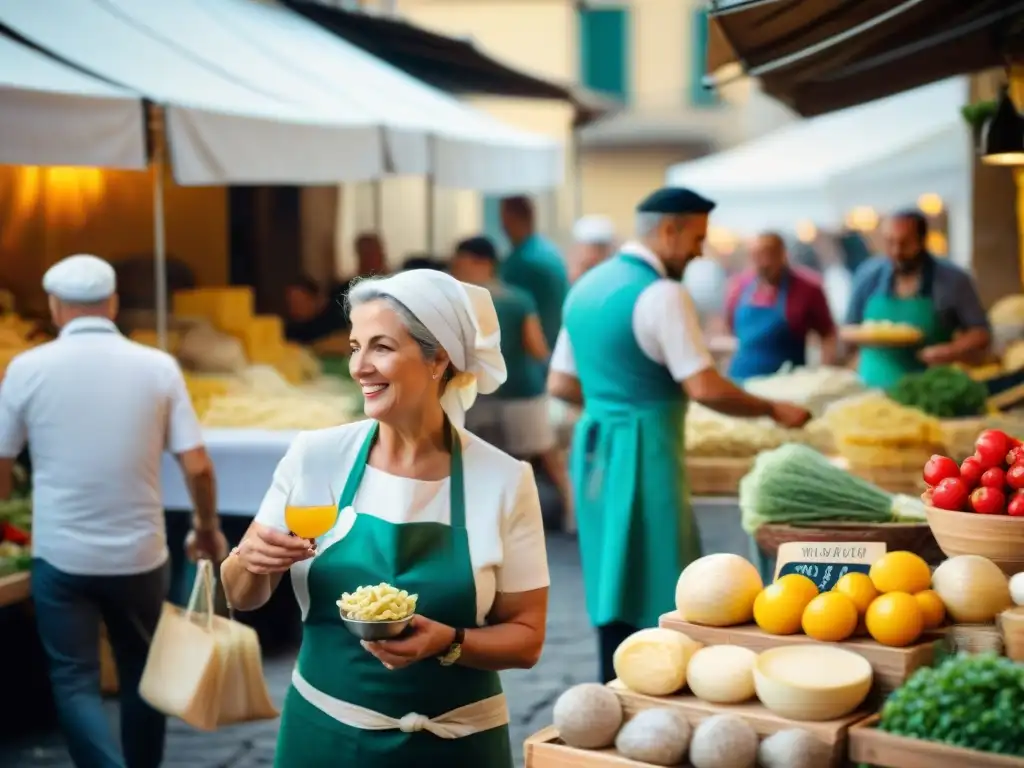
[139,559,278,731]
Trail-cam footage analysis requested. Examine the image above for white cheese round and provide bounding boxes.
[615,708,691,766]
[687,645,757,704]
[552,683,623,749]
[675,554,763,627]
[689,714,758,768]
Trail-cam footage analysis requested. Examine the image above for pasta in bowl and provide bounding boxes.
[337,582,419,640]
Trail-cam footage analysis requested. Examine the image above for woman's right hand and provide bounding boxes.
[234,523,315,574]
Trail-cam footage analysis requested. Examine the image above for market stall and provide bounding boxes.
[524,434,1024,767]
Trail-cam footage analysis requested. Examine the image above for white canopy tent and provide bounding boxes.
[0,33,146,169]
[0,0,561,191]
[666,77,973,262]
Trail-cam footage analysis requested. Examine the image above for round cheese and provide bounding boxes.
[753,645,872,721]
[689,714,758,768]
[552,683,623,749]
[613,628,702,696]
[615,708,691,766]
[687,645,757,704]
[758,729,832,768]
[676,554,763,627]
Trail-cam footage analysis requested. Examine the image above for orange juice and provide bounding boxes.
[285,505,338,539]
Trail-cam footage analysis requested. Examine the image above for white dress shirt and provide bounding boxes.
[551,242,714,381]
[0,317,204,575]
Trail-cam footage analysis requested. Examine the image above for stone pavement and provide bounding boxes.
[0,503,748,767]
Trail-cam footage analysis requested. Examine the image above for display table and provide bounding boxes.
[161,428,299,515]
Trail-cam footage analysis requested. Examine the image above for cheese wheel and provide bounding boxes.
[687,645,757,704]
[613,628,702,696]
[552,684,623,749]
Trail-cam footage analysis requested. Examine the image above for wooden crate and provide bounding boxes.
[609,682,865,767]
[0,571,30,607]
[848,715,1024,768]
[659,613,939,697]
[525,726,656,767]
[686,457,753,497]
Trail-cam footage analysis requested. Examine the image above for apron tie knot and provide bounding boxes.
[399,712,430,733]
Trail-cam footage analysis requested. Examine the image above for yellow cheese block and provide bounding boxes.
[240,315,285,363]
[172,287,255,335]
[129,330,182,354]
[274,352,304,385]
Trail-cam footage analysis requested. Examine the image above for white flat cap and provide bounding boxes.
[42,254,117,302]
[573,215,616,245]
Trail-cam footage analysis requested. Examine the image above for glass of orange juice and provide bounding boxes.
[284,481,338,545]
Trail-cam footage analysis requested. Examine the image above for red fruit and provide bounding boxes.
[970,486,1006,515]
[1008,492,1024,517]
[1007,446,1024,466]
[975,430,1011,468]
[981,467,1006,489]
[931,477,970,511]
[922,455,960,487]
[960,456,985,488]
[1007,463,1024,491]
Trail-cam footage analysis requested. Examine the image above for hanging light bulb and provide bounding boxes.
[981,86,1024,166]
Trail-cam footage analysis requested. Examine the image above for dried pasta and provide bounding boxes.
[337,582,418,622]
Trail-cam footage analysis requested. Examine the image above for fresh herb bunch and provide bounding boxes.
[887,365,988,418]
[879,652,1024,756]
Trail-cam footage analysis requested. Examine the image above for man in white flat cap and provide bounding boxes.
[569,215,616,283]
[0,254,225,768]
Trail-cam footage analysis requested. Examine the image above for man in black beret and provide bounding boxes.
[547,187,811,682]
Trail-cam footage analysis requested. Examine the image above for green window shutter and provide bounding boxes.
[482,196,509,253]
[578,7,629,101]
[690,8,718,107]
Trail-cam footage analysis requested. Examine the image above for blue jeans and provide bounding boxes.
[31,558,170,768]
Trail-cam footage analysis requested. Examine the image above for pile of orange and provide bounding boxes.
[752,551,946,647]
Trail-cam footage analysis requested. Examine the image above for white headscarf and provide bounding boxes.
[352,270,507,427]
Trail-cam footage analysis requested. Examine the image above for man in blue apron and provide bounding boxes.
[547,187,812,682]
[726,232,838,381]
[845,211,990,389]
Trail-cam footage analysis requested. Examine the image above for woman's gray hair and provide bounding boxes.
[346,278,453,378]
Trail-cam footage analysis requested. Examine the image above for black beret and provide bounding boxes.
[637,187,716,215]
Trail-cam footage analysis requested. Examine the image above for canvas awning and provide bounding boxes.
[283,0,614,126]
[667,78,972,234]
[0,0,561,190]
[0,32,146,168]
[707,0,1024,117]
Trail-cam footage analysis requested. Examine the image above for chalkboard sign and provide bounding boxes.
[774,542,886,593]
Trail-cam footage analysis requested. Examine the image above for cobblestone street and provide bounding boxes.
[0,505,746,767]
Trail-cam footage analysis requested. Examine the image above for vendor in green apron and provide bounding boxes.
[845,210,990,389]
[222,270,550,768]
[547,187,812,683]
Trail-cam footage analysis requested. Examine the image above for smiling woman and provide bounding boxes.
[220,270,550,768]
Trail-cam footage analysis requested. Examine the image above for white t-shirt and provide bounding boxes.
[0,317,204,575]
[254,420,550,625]
[551,241,714,381]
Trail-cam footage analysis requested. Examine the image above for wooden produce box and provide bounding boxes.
[525,725,655,767]
[0,571,31,607]
[660,613,939,697]
[609,681,864,768]
[848,715,1024,768]
[686,457,753,497]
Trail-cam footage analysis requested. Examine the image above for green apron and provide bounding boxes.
[274,422,511,767]
[858,267,951,390]
[565,253,703,630]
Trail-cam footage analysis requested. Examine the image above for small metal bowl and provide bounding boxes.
[338,608,415,641]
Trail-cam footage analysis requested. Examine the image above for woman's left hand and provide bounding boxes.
[361,615,455,670]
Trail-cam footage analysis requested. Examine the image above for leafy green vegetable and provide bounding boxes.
[879,652,1024,756]
[0,497,31,532]
[887,366,988,418]
[738,444,926,533]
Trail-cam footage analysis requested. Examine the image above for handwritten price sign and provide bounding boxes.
[774,542,887,592]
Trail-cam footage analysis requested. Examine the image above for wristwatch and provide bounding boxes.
[438,627,464,666]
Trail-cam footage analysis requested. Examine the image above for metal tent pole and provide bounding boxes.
[150,106,169,350]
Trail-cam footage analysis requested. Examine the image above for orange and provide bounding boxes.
[866,592,924,647]
[754,574,819,635]
[913,589,946,630]
[801,592,858,642]
[869,551,932,594]
[833,572,879,614]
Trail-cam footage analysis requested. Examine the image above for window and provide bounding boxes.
[690,8,718,107]
[578,6,629,101]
